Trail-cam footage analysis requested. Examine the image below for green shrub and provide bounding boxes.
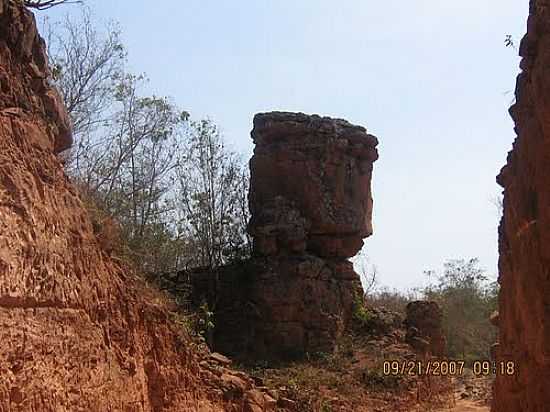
[352,293,372,329]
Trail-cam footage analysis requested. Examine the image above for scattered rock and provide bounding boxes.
[210,352,232,366]
[361,306,403,335]
[244,389,276,412]
[278,397,297,410]
[407,336,431,356]
[220,373,248,398]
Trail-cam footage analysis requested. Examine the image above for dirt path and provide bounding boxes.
[446,399,490,411]
[435,372,492,412]
[441,374,491,412]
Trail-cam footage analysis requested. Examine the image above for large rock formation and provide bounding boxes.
[249,112,378,258]
[0,2,274,411]
[202,112,378,359]
[493,1,550,410]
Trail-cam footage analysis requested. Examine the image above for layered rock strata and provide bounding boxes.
[493,1,550,410]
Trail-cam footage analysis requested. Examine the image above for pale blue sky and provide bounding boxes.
[41,1,528,290]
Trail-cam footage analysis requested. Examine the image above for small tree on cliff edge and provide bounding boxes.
[42,7,125,142]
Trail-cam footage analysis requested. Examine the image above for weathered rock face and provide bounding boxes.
[0,2,274,411]
[493,1,550,410]
[403,301,446,357]
[245,112,378,356]
[249,112,378,258]
[248,256,362,357]
[192,258,364,358]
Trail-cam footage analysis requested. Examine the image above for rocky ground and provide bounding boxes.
[442,372,492,412]
[446,400,490,412]
[216,305,458,412]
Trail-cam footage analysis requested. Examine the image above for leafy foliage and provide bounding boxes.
[198,301,215,336]
[504,34,515,48]
[352,292,372,329]
[363,258,498,360]
[364,287,418,315]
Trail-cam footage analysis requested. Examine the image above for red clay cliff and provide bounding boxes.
[0,2,275,410]
[494,0,550,410]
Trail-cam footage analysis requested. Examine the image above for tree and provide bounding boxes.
[44,9,192,273]
[94,74,189,271]
[174,120,250,348]
[42,7,125,141]
[25,0,82,10]
[422,258,498,360]
[176,119,251,270]
[504,34,516,49]
[355,252,377,296]
[45,9,250,277]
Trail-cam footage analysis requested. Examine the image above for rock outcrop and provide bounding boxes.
[247,112,378,356]
[404,301,446,357]
[249,112,378,258]
[493,1,550,410]
[198,112,379,359]
[0,2,274,410]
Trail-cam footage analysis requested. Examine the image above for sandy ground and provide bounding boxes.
[445,399,490,412]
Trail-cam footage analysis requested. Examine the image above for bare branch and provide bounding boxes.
[24,0,82,10]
